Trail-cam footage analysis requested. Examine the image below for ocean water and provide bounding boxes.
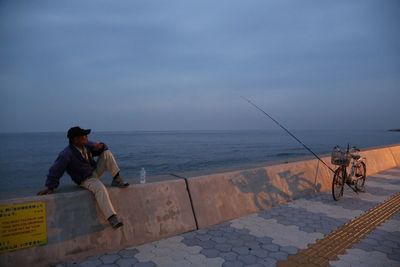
[0,129,398,199]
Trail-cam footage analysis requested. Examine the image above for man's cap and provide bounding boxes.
[67,126,91,139]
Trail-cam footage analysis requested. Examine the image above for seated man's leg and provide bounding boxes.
[80,177,117,219]
[94,150,120,178]
[81,178,123,229]
[95,150,129,187]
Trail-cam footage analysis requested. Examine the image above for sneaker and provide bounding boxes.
[108,214,123,229]
[111,175,129,188]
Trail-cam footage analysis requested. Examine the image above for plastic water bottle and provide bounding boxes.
[140,167,146,184]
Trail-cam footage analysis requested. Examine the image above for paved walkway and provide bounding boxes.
[57,168,400,267]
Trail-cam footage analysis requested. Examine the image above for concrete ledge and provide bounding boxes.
[0,179,196,267]
[187,158,333,228]
[187,145,400,228]
[389,145,400,167]
[360,147,398,175]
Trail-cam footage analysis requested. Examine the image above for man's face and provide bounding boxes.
[72,135,88,146]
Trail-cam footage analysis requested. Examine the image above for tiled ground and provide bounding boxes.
[57,168,400,267]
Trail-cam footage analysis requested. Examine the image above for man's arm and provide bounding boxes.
[37,153,68,195]
[88,141,108,156]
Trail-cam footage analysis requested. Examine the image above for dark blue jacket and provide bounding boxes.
[45,141,108,189]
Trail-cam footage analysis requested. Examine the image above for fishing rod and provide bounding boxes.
[241,96,336,175]
[242,96,359,194]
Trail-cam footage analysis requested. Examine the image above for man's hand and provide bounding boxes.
[37,188,54,195]
[92,142,104,150]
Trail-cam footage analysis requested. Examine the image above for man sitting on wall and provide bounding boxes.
[37,126,129,229]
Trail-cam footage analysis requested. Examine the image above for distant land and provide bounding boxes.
[388,129,400,132]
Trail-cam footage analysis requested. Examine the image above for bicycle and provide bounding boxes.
[331,145,367,201]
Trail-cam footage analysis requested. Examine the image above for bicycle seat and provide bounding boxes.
[351,154,361,160]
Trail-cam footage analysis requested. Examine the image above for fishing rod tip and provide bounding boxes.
[240,96,250,102]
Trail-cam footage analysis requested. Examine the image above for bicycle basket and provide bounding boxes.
[331,147,350,166]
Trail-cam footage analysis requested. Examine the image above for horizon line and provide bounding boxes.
[0,128,396,134]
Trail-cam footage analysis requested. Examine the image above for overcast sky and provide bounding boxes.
[0,1,399,132]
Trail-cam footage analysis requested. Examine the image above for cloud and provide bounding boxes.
[0,0,399,131]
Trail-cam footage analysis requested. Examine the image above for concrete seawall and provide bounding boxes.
[0,180,197,266]
[187,158,332,228]
[187,145,400,229]
[1,144,399,266]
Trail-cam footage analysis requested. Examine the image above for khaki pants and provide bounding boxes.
[80,150,120,219]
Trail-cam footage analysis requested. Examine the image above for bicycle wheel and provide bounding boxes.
[355,162,366,192]
[332,167,345,201]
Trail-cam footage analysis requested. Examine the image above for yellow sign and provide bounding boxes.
[0,202,47,253]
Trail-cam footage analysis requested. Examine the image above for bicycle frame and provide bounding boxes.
[333,145,366,195]
[348,155,366,184]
